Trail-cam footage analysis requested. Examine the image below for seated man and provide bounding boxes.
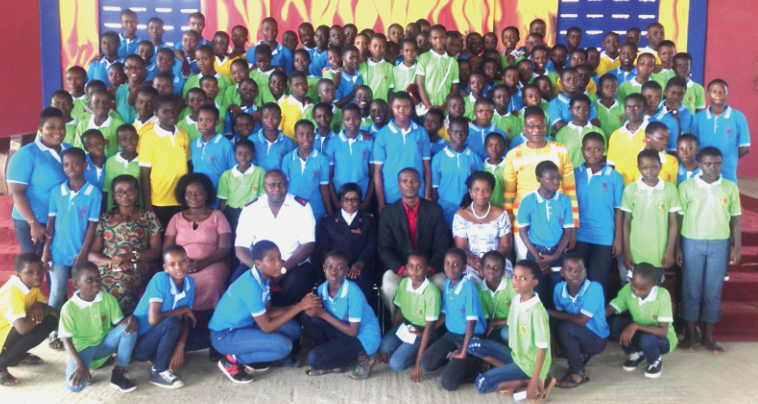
[232,170,316,307]
[378,168,450,315]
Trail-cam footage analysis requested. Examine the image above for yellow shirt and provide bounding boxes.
[278,95,309,142]
[597,52,620,76]
[556,77,597,95]
[630,149,679,186]
[503,141,579,233]
[138,125,191,206]
[607,121,648,184]
[214,55,240,81]
[0,276,46,348]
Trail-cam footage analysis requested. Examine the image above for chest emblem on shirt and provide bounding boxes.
[657,200,668,214]
[343,313,349,320]
[504,300,511,308]
[418,307,424,317]
[519,322,528,337]
[558,215,565,225]
[602,182,609,191]
[79,207,88,217]
[721,196,729,209]
[726,128,733,137]
[101,314,108,324]
[210,156,217,164]
[652,314,658,321]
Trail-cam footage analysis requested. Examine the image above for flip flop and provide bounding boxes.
[556,372,589,389]
[678,340,696,353]
[705,340,724,356]
[0,372,18,386]
[306,368,345,376]
[12,354,43,366]
[348,355,376,380]
[49,337,63,351]
[533,376,557,403]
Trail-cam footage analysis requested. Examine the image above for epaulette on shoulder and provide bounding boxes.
[245,198,259,207]
[294,196,309,206]
[362,212,373,218]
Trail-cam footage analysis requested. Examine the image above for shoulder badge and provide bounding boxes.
[294,196,309,206]
[245,198,259,207]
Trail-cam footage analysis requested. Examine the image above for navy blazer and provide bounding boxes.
[314,211,376,269]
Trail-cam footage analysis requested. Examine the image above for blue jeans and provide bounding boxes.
[526,244,564,310]
[609,316,669,365]
[65,324,138,392]
[681,238,730,323]
[488,326,509,345]
[132,316,182,372]
[555,321,607,374]
[210,319,301,364]
[419,331,480,391]
[466,337,528,393]
[13,219,44,255]
[299,314,364,370]
[49,265,71,313]
[573,241,614,292]
[379,323,441,372]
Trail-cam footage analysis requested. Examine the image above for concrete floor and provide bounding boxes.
[3,342,758,404]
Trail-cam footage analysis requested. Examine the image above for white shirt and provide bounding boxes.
[235,193,316,261]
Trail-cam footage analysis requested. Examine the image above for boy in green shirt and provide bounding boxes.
[621,149,681,285]
[104,125,141,210]
[618,53,656,103]
[182,45,233,99]
[606,263,676,378]
[595,74,625,140]
[483,133,506,207]
[358,34,394,103]
[176,88,206,141]
[220,58,250,106]
[292,49,320,103]
[302,79,342,132]
[378,252,441,382]
[67,66,88,120]
[37,91,79,145]
[60,261,138,393]
[75,90,124,156]
[491,85,521,140]
[467,260,555,401]
[673,52,706,113]
[555,94,605,167]
[416,25,459,111]
[393,38,418,93]
[677,147,741,354]
[478,251,516,344]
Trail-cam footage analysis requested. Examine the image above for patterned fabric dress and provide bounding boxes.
[96,209,162,315]
[452,210,514,282]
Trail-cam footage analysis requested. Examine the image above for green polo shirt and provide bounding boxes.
[463,94,477,121]
[555,121,605,167]
[358,60,395,103]
[507,293,551,379]
[176,114,203,141]
[493,110,521,140]
[394,277,441,328]
[58,291,124,369]
[302,104,343,133]
[249,69,276,106]
[392,63,417,93]
[678,176,741,240]
[75,113,124,157]
[416,50,459,106]
[483,158,507,207]
[651,69,676,92]
[610,284,677,350]
[479,277,517,325]
[618,78,644,103]
[103,152,141,210]
[621,178,681,267]
[182,72,234,100]
[683,80,706,114]
[595,99,625,140]
[217,164,266,208]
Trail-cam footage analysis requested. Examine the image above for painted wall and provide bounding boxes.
[1,2,43,137]
[704,0,757,179]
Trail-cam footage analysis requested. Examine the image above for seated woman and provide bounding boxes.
[164,173,232,312]
[88,175,162,315]
[452,171,513,282]
[314,183,376,299]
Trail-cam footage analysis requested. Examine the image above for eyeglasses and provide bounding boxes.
[525,124,547,130]
[341,197,360,204]
[114,189,138,197]
[124,65,143,70]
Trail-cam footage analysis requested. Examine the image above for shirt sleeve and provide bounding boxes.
[57,305,76,339]
[108,293,125,325]
[606,131,619,166]
[580,283,604,318]
[5,147,32,185]
[246,280,267,317]
[610,285,630,313]
[0,289,29,327]
[613,171,625,209]
[217,172,230,200]
[215,210,232,234]
[560,149,579,228]
[589,100,598,121]
[143,273,166,304]
[668,185,681,212]
[281,153,291,180]
[318,156,330,185]
[677,184,690,216]
[503,151,518,215]
[138,132,155,168]
[89,190,102,222]
[431,154,441,188]
[371,133,386,164]
[234,206,255,248]
[450,58,460,84]
[532,308,550,349]
[620,185,633,213]
[656,288,674,323]
[297,204,317,245]
[738,111,751,147]
[553,283,564,312]
[729,184,742,216]
[421,130,431,161]
[425,286,441,321]
[547,99,563,125]
[415,54,427,77]
[48,189,58,218]
[695,85,706,110]
[463,281,481,321]
[347,285,363,323]
[517,195,532,228]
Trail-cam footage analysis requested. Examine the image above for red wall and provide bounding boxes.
[704,0,758,179]
[0,3,43,137]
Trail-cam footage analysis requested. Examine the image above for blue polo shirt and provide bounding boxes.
[118,34,140,58]
[648,105,693,152]
[574,164,624,246]
[133,272,195,337]
[548,93,598,127]
[6,139,71,223]
[692,106,751,183]
[190,133,235,189]
[84,154,106,191]
[48,182,101,266]
[251,129,296,172]
[209,267,270,331]
[308,48,328,77]
[87,57,124,86]
[372,120,431,203]
[509,87,524,112]
[314,130,336,153]
[467,122,507,160]
[610,66,637,85]
[506,132,555,152]
[442,277,487,335]
[246,41,293,73]
[146,60,185,96]
[430,137,449,155]
[323,131,373,201]
[360,123,383,139]
[224,103,261,136]
[282,148,330,220]
[677,165,701,185]
[517,190,575,248]
[149,43,173,63]
[335,70,363,103]
[318,279,381,355]
[172,37,211,50]
[553,279,609,339]
[432,147,482,227]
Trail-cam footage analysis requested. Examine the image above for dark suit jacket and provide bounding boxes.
[377,198,451,272]
[314,211,376,270]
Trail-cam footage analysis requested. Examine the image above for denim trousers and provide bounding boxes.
[466,337,528,393]
[526,245,564,310]
[65,324,138,392]
[299,314,364,370]
[132,316,183,372]
[419,331,480,391]
[681,237,730,323]
[379,323,441,372]
[608,316,669,365]
[555,321,607,374]
[573,241,614,291]
[210,319,301,364]
[49,265,71,313]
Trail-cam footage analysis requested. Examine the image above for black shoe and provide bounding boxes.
[644,358,663,378]
[622,352,645,371]
[110,369,137,393]
[244,362,271,375]
[149,367,184,389]
[218,355,254,384]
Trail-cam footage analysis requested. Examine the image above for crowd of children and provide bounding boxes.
[0,9,749,402]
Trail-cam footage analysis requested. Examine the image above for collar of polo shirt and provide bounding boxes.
[321,278,349,302]
[534,189,561,203]
[232,163,256,177]
[561,278,591,301]
[153,123,179,138]
[479,277,508,295]
[635,176,665,191]
[71,290,104,309]
[367,58,385,67]
[694,174,723,188]
[407,278,430,295]
[515,292,540,311]
[567,121,593,131]
[115,151,137,165]
[196,133,223,147]
[633,285,658,306]
[88,114,112,130]
[7,275,31,295]
[35,137,67,163]
[398,63,416,71]
[706,105,732,120]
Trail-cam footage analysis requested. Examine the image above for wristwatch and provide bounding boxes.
[130,250,140,262]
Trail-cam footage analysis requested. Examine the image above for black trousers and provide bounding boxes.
[153,205,183,231]
[222,207,243,270]
[231,261,316,307]
[574,241,614,292]
[299,314,363,370]
[0,314,57,369]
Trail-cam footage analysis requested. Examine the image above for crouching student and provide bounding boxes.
[0,253,59,387]
[378,252,441,382]
[478,251,517,345]
[466,260,556,402]
[59,261,138,393]
[208,241,320,384]
[131,246,198,389]
[300,250,381,379]
[606,263,677,378]
[419,248,487,392]
[549,252,609,388]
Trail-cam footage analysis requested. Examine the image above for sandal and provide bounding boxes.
[348,355,376,380]
[0,371,18,386]
[556,371,589,389]
[306,367,344,376]
[704,340,725,355]
[678,339,696,353]
[539,376,557,403]
[12,354,43,366]
[48,336,63,351]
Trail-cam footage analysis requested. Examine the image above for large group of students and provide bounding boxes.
[0,8,749,403]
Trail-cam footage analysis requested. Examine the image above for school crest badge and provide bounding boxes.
[519,322,528,337]
[656,200,668,214]
[504,300,511,308]
[418,307,424,317]
[720,196,729,209]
